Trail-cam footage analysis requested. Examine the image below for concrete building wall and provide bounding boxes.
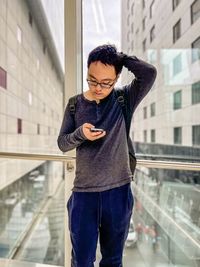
[0,0,64,190]
[121,0,200,150]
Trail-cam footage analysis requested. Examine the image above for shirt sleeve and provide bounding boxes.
[122,55,157,114]
[57,102,87,152]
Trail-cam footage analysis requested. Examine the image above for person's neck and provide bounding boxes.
[84,90,100,104]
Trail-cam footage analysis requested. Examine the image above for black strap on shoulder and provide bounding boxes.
[69,95,78,115]
[115,90,131,139]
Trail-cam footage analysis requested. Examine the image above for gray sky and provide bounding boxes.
[82,0,121,89]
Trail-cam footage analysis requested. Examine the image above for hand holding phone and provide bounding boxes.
[82,123,106,141]
[90,127,104,133]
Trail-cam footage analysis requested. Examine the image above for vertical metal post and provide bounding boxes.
[64,0,82,266]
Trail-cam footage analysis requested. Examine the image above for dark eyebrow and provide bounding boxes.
[88,74,114,82]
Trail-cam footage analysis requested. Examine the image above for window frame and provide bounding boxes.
[173,19,181,43]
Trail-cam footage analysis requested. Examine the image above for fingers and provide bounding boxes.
[82,123,106,141]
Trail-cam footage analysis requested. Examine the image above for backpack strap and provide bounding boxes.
[115,90,131,139]
[68,95,79,115]
[115,89,136,159]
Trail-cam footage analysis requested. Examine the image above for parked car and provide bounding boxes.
[125,219,137,248]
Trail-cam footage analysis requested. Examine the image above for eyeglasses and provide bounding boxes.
[87,79,116,89]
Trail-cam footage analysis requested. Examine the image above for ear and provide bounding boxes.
[115,74,120,83]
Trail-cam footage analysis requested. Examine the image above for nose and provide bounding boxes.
[95,84,102,91]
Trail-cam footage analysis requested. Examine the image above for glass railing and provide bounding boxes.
[0,152,71,267]
[133,160,200,267]
[0,152,199,267]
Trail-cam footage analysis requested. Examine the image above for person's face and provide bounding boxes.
[87,61,118,101]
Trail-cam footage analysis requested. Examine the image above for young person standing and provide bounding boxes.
[57,44,157,267]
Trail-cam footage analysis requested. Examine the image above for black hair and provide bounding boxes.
[87,44,123,76]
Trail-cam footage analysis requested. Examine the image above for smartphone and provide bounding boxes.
[90,127,104,133]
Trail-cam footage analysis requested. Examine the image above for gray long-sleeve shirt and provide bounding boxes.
[57,56,157,192]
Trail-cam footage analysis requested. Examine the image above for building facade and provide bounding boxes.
[0,0,64,189]
[121,0,200,159]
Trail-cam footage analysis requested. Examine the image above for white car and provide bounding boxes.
[125,219,137,248]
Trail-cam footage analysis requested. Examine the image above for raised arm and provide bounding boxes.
[119,53,157,113]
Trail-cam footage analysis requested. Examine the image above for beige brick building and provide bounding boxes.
[121,0,200,157]
[0,0,64,190]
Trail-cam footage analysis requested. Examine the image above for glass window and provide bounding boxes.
[150,0,155,18]
[17,118,22,134]
[192,80,200,104]
[37,124,40,135]
[143,106,147,119]
[174,127,182,144]
[151,129,156,142]
[150,25,155,43]
[131,3,134,15]
[143,39,146,52]
[148,49,157,64]
[144,130,147,142]
[0,66,7,89]
[192,125,200,145]
[142,0,146,9]
[131,22,134,33]
[17,25,22,44]
[127,14,130,26]
[173,90,182,109]
[150,102,156,116]
[173,19,181,43]
[29,12,33,26]
[191,36,200,62]
[142,17,146,31]
[173,0,181,10]
[173,54,182,75]
[191,0,200,24]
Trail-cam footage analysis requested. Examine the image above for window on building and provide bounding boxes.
[173,54,182,75]
[149,50,157,64]
[150,25,155,43]
[173,90,182,109]
[131,3,134,15]
[143,106,147,119]
[173,19,181,43]
[150,102,156,116]
[0,66,7,89]
[131,40,134,51]
[17,119,22,134]
[37,124,40,135]
[192,80,200,104]
[144,130,147,142]
[142,17,146,31]
[29,12,33,26]
[173,0,181,10]
[151,129,156,142]
[191,0,200,24]
[174,127,182,144]
[28,92,32,105]
[150,0,155,18]
[142,0,146,9]
[143,39,146,52]
[127,14,130,26]
[192,36,200,62]
[43,43,47,54]
[131,22,134,33]
[17,25,22,44]
[192,125,200,145]
[127,31,130,42]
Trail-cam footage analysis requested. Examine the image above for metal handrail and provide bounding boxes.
[0,151,75,161]
[0,151,199,171]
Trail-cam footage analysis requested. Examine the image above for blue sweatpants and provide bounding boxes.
[67,183,134,267]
